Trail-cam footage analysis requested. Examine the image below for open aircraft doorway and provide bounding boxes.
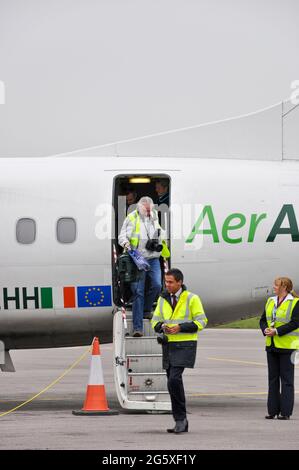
[112,174,171,308]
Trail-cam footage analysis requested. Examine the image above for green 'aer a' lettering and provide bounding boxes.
[222,213,246,244]
[186,205,219,243]
[248,213,267,242]
[266,204,299,242]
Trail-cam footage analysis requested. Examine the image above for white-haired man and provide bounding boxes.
[118,197,164,336]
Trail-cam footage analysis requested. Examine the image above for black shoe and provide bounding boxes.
[167,419,188,434]
[167,425,176,433]
[167,419,188,433]
[265,415,276,419]
[174,419,188,434]
[277,415,290,420]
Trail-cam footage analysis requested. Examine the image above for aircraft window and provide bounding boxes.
[16,218,36,244]
[57,218,76,243]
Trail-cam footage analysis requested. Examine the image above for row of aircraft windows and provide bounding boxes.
[16,218,76,244]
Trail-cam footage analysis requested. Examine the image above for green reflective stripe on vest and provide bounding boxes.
[285,332,299,337]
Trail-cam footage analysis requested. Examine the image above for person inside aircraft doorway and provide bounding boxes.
[118,196,170,337]
[155,179,169,207]
[125,188,138,214]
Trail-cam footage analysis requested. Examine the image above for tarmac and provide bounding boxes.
[0,329,298,450]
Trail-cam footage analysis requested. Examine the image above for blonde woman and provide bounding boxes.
[260,277,299,420]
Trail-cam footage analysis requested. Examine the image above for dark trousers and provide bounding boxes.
[166,366,186,421]
[267,351,295,417]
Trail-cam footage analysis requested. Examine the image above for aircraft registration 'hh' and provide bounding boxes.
[0,100,298,369]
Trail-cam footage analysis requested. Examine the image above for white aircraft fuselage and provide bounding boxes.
[1,155,299,350]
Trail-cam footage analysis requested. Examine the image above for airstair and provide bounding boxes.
[113,309,171,411]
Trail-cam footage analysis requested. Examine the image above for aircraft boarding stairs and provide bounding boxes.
[113,309,171,411]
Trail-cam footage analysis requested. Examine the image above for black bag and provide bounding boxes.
[118,252,138,283]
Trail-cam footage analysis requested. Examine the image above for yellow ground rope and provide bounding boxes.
[0,346,91,418]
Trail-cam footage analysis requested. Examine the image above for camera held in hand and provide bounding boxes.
[157,333,168,345]
[145,239,163,252]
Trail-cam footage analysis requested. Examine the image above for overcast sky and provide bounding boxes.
[0,0,298,157]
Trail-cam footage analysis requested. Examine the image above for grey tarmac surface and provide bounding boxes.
[0,329,298,450]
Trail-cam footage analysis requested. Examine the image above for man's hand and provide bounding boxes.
[265,327,276,337]
[165,325,181,334]
[123,242,131,250]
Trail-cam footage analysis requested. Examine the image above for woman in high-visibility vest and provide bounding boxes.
[260,277,299,420]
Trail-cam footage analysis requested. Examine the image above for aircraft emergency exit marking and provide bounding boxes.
[186,204,299,244]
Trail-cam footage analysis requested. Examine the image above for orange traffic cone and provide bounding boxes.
[72,337,118,415]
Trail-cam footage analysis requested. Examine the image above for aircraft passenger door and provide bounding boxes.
[112,174,171,307]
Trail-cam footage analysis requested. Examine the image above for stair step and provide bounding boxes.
[125,336,157,339]
[126,354,162,358]
[129,391,169,395]
[113,309,171,410]
[128,372,165,376]
[126,354,163,373]
[125,338,162,355]
[127,373,168,393]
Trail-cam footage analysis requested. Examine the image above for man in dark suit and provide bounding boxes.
[151,268,207,433]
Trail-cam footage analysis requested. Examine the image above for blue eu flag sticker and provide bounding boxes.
[77,286,112,307]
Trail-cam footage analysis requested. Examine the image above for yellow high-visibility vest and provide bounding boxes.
[127,210,170,258]
[265,296,299,349]
[151,290,207,342]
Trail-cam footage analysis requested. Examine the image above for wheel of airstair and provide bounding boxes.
[113,310,171,412]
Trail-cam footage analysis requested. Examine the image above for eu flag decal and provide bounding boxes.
[77,286,112,308]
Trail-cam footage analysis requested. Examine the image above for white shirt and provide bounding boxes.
[171,288,182,304]
[270,293,294,307]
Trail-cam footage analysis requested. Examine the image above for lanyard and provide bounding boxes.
[270,306,277,327]
[271,295,288,326]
